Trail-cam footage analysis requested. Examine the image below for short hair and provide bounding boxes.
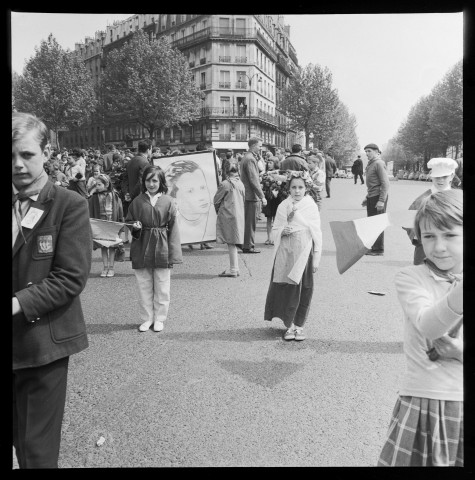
[92,164,102,172]
[138,140,151,153]
[414,190,463,241]
[141,165,168,194]
[165,160,203,197]
[248,137,261,148]
[107,144,115,151]
[71,147,83,158]
[12,112,49,150]
[112,152,121,162]
[291,144,302,153]
[152,146,160,154]
[226,152,232,159]
[51,161,60,169]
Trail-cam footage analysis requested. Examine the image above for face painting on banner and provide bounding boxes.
[155,151,219,245]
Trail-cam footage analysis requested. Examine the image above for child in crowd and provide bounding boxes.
[126,165,182,332]
[87,164,102,196]
[88,174,124,277]
[213,164,245,277]
[378,189,463,466]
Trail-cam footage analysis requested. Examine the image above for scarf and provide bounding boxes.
[424,258,463,361]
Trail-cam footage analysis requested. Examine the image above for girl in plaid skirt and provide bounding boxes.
[378,190,463,466]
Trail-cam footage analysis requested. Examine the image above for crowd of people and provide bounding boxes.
[12,111,463,468]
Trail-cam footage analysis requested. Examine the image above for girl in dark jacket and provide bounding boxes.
[126,166,183,333]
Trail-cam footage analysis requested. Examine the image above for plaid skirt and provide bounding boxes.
[378,396,463,466]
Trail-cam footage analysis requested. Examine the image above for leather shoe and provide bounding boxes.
[242,248,260,254]
[365,251,383,256]
[218,270,239,277]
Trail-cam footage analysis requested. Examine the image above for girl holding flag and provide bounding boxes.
[378,189,463,466]
[88,174,124,277]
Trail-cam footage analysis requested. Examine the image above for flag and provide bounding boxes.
[329,210,417,274]
[90,218,127,248]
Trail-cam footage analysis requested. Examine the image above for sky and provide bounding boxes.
[11,12,463,153]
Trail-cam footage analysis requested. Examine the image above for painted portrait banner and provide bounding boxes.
[155,151,219,245]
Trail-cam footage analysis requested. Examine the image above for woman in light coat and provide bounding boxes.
[213,164,245,277]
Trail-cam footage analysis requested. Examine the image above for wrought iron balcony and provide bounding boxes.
[219,134,232,140]
[235,56,247,63]
[235,82,248,89]
[200,83,207,90]
[218,82,231,89]
[218,56,231,62]
[199,106,276,125]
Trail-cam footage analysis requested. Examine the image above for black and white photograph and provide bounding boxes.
[11,10,465,468]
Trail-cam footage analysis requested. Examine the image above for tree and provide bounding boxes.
[382,139,408,173]
[324,100,360,167]
[100,30,201,141]
[281,63,339,150]
[13,34,97,149]
[428,60,463,157]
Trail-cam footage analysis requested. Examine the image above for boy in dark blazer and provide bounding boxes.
[12,112,92,468]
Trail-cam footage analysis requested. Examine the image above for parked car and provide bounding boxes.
[408,172,415,180]
[402,171,409,179]
[413,171,421,180]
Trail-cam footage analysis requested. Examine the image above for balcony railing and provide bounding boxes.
[235,56,247,63]
[218,55,231,62]
[200,106,276,125]
[218,82,231,89]
[235,133,248,141]
[235,82,247,89]
[277,53,291,75]
[288,45,298,65]
[200,83,207,90]
[219,133,232,140]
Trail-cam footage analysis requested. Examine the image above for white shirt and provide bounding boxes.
[146,191,162,207]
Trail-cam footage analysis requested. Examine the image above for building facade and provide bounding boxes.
[61,14,299,154]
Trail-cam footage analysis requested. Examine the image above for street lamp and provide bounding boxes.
[239,72,262,139]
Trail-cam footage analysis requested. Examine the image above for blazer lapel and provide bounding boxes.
[12,182,56,258]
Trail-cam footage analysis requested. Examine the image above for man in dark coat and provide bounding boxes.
[12,112,92,468]
[240,137,267,253]
[324,154,337,198]
[125,140,151,201]
[351,155,364,185]
[280,143,309,171]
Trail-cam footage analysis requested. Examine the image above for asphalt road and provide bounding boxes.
[13,178,431,468]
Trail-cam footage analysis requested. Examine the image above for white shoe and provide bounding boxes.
[138,320,153,332]
[153,321,164,332]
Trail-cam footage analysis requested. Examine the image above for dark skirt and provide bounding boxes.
[378,396,463,466]
[262,196,281,219]
[264,250,314,328]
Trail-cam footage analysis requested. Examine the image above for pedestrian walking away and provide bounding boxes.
[403,157,458,265]
[352,155,364,184]
[213,164,245,277]
[239,137,267,253]
[125,165,182,333]
[12,112,92,468]
[264,171,322,341]
[324,154,337,198]
[279,143,309,172]
[378,190,463,467]
[361,143,389,256]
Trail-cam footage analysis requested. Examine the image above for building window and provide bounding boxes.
[236,18,246,35]
[200,72,206,89]
[236,123,247,140]
[236,71,246,88]
[235,45,246,63]
[219,122,231,140]
[219,17,230,34]
[220,96,231,114]
[219,43,230,62]
[219,70,230,88]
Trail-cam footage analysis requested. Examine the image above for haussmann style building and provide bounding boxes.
[60,14,300,155]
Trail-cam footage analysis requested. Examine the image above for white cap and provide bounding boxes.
[427,158,458,177]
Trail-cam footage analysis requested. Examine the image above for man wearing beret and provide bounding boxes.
[12,112,92,468]
[361,143,389,256]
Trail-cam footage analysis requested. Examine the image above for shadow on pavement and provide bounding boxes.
[363,260,411,268]
[172,273,221,280]
[86,323,139,334]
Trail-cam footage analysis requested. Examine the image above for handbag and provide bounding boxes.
[114,244,126,262]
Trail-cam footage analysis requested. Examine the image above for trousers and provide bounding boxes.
[325,177,332,196]
[134,267,171,324]
[366,195,388,252]
[244,200,259,250]
[13,356,69,468]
